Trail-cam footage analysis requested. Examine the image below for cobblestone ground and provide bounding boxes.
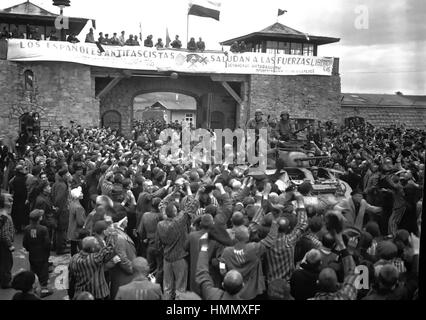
[0,233,69,300]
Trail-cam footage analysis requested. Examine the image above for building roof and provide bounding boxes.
[134,96,196,112]
[259,23,307,36]
[151,101,196,111]
[2,1,57,16]
[341,93,426,108]
[221,22,340,46]
[0,1,94,34]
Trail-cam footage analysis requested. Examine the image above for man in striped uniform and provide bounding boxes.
[156,184,199,300]
[264,191,308,284]
[68,232,119,300]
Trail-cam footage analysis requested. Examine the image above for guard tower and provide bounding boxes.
[0,1,92,41]
[221,22,339,56]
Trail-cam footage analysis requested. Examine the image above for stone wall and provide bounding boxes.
[0,60,99,139]
[2,57,424,142]
[342,106,426,129]
[248,73,342,125]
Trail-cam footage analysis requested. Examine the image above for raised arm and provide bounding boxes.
[196,233,223,300]
[214,183,232,226]
[152,180,171,198]
[158,187,179,215]
[257,221,279,255]
[335,232,358,300]
[286,192,308,245]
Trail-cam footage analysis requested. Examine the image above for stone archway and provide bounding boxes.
[131,89,201,127]
[98,74,239,137]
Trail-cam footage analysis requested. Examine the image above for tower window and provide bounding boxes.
[24,70,34,90]
[185,113,194,123]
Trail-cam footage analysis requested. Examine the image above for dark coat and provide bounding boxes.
[23,224,50,262]
[34,194,57,229]
[108,230,137,299]
[187,230,204,295]
[362,284,409,300]
[187,231,225,294]
[51,176,69,230]
[9,172,29,228]
[290,263,320,300]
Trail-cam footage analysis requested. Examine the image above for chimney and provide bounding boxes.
[395,91,403,96]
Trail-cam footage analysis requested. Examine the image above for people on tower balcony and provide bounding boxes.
[230,41,240,53]
[110,33,120,46]
[171,35,182,49]
[187,37,197,51]
[133,35,140,46]
[85,28,95,43]
[8,25,210,51]
[67,33,80,44]
[196,37,205,52]
[98,32,107,45]
[155,38,164,49]
[144,35,153,47]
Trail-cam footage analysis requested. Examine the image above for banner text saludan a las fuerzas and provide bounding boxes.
[7,39,334,76]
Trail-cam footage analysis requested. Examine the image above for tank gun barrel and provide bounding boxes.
[293,156,331,161]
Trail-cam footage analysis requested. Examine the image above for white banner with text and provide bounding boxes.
[7,39,334,76]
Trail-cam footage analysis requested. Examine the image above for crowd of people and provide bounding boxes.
[86,30,206,51]
[0,111,423,300]
[0,25,44,41]
[0,25,207,51]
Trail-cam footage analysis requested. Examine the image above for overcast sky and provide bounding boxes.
[3,0,426,94]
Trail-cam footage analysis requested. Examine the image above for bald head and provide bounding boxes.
[277,217,290,233]
[82,237,99,253]
[232,180,242,190]
[378,264,399,289]
[223,270,243,295]
[318,267,338,292]
[74,292,95,300]
[234,226,250,243]
[304,249,322,267]
[132,257,150,276]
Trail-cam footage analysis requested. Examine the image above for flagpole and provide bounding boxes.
[186,13,189,48]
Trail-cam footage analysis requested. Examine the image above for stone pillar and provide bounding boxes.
[238,81,249,128]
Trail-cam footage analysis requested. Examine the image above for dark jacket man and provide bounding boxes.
[23,209,50,287]
[196,234,242,300]
[290,249,322,300]
[276,112,292,140]
[51,169,70,254]
[108,228,137,299]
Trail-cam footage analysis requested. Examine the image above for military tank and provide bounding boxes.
[248,139,352,215]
